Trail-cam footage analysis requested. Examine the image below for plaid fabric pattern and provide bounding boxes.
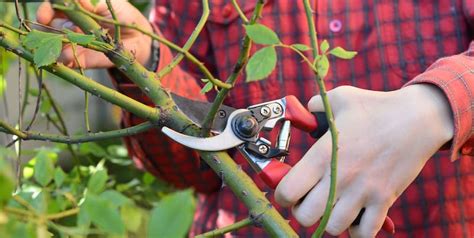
[111,0,474,237]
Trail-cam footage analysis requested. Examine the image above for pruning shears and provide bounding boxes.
[163,93,395,234]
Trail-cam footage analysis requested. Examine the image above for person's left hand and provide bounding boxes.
[274,85,454,237]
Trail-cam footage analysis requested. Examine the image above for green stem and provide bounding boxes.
[156,0,209,80]
[302,1,339,237]
[105,0,120,45]
[231,0,249,23]
[195,218,253,237]
[0,121,154,144]
[52,3,231,90]
[200,0,264,136]
[303,0,319,57]
[70,43,91,132]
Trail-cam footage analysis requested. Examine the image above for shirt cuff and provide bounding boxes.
[405,41,474,161]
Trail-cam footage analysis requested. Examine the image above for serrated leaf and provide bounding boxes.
[33,150,56,187]
[23,30,63,67]
[147,190,196,238]
[329,46,357,59]
[291,44,311,51]
[54,167,66,187]
[244,23,280,45]
[245,46,277,82]
[87,169,108,194]
[65,30,95,45]
[320,39,330,53]
[316,54,330,78]
[199,81,213,94]
[83,194,125,235]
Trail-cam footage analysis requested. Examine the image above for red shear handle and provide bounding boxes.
[259,159,395,234]
[258,160,291,190]
[284,95,329,138]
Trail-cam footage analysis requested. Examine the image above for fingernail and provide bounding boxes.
[62,21,74,30]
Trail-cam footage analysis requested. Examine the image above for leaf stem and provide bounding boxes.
[231,0,249,23]
[195,217,253,237]
[302,1,339,237]
[105,0,120,45]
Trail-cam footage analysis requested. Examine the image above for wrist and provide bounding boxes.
[398,84,454,146]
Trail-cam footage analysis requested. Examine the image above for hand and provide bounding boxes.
[36,0,153,68]
[275,85,454,237]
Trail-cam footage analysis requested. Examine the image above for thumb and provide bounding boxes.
[307,94,325,112]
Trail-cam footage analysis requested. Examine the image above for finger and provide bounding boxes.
[275,132,331,207]
[325,192,365,236]
[290,174,330,227]
[37,2,55,25]
[59,45,113,69]
[307,94,325,112]
[77,0,126,15]
[50,19,77,32]
[348,205,388,238]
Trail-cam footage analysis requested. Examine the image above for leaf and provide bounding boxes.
[244,23,280,45]
[0,159,14,205]
[0,75,6,98]
[245,46,277,82]
[142,172,156,185]
[39,96,51,114]
[83,194,125,235]
[291,44,311,51]
[23,30,63,67]
[147,189,196,238]
[90,0,100,7]
[99,190,131,208]
[33,150,56,187]
[320,39,330,53]
[65,30,95,45]
[87,168,108,194]
[54,167,66,187]
[329,46,358,59]
[79,142,106,157]
[316,54,330,78]
[121,204,142,232]
[199,81,213,94]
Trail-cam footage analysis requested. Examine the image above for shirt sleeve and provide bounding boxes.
[405,41,474,161]
[108,1,221,193]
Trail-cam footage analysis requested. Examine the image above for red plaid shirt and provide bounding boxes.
[114,0,474,237]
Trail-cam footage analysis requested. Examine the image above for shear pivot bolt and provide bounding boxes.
[258,145,269,154]
[218,110,226,118]
[260,106,271,117]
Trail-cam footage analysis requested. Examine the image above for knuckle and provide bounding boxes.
[274,189,299,207]
[326,222,345,236]
[328,86,354,105]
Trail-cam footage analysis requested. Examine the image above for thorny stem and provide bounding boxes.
[70,43,91,132]
[200,0,264,136]
[303,1,339,237]
[0,121,154,144]
[52,3,231,90]
[105,0,120,45]
[195,217,253,237]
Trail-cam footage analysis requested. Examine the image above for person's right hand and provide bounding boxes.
[36,0,153,69]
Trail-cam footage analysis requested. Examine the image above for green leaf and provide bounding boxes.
[199,81,213,94]
[142,172,156,185]
[329,46,358,59]
[99,190,131,208]
[0,159,14,205]
[291,44,311,51]
[83,194,125,235]
[147,189,196,238]
[245,46,277,82]
[87,168,108,194]
[54,167,66,187]
[33,150,56,187]
[244,23,280,45]
[65,30,95,45]
[316,54,330,78]
[90,0,100,7]
[79,142,106,157]
[0,75,6,98]
[320,39,330,53]
[39,96,51,114]
[23,30,63,67]
[121,204,142,232]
